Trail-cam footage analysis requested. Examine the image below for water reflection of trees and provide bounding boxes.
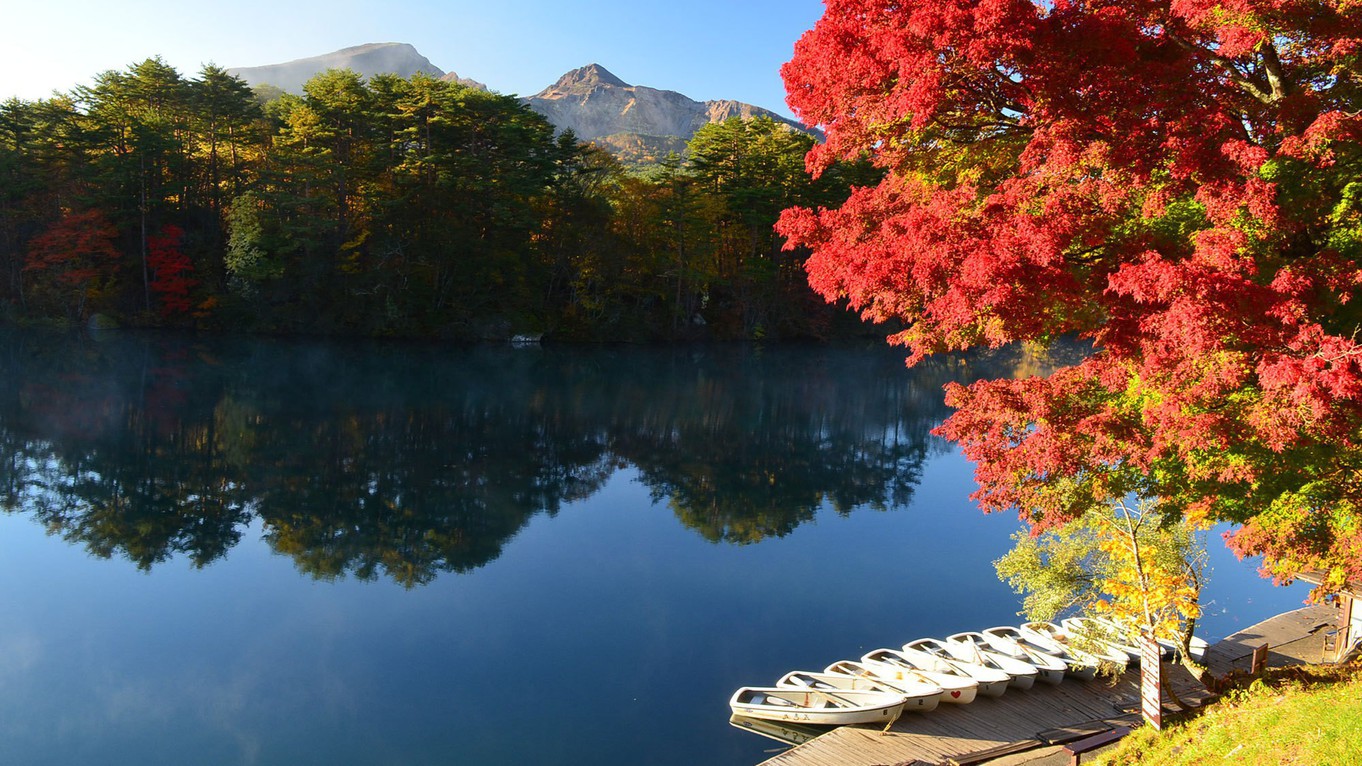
[610,347,952,544]
[0,331,1029,585]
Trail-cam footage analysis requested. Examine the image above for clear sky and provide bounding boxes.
[0,0,826,119]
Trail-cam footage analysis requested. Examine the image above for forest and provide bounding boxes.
[0,59,877,341]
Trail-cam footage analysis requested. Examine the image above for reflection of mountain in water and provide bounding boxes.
[0,332,1047,586]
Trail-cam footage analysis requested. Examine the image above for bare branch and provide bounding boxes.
[1259,40,1289,102]
[1166,31,1281,106]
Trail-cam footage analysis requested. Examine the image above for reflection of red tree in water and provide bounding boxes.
[144,352,191,438]
[21,379,119,440]
[19,349,193,443]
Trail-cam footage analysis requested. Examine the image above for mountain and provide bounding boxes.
[523,64,809,167]
[227,42,484,94]
[227,45,805,167]
[439,71,488,91]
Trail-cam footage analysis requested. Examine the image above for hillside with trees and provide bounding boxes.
[0,60,875,341]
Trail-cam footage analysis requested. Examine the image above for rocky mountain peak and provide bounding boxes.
[524,63,810,159]
[440,72,489,91]
[546,64,630,93]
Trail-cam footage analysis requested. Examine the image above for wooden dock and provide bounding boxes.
[755,605,1338,766]
[1201,604,1338,677]
[754,665,1208,766]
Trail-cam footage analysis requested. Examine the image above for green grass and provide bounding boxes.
[1098,662,1362,765]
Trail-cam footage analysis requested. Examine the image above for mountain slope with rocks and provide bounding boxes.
[227,42,484,94]
[523,63,809,166]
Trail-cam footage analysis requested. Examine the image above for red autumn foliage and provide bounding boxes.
[24,209,122,319]
[147,224,197,317]
[780,0,1362,591]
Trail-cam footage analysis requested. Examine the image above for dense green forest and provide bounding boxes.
[0,58,878,341]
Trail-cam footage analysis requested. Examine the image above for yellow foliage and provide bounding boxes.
[1088,503,1207,644]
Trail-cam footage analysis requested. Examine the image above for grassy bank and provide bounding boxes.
[1099,662,1362,765]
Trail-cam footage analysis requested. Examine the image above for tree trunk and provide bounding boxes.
[1160,664,1191,711]
[141,154,151,313]
[1178,616,1214,686]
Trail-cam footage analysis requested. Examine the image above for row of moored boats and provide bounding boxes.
[729,617,1208,727]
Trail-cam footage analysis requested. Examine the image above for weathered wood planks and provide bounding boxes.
[1201,604,1336,677]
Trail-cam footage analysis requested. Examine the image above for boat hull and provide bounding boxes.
[822,660,949,711]
[958,630,1066,686]
[900,641,1013,696]
[778,670,943,713]
[729,687,906,726]
[857,651,980,704]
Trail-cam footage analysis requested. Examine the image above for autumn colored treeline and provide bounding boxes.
[0,59,877,340]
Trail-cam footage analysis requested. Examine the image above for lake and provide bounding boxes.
[0,330,1307,765]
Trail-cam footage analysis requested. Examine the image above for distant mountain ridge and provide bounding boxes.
[523,63,807,164]
[227,43,486,95]
[228,43,807,167]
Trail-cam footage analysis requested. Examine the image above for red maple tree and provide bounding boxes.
[147,224,197,317]
[24,209,122,320]
[778,0,1362,591]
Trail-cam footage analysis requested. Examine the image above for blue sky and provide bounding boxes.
[0,0,826,118]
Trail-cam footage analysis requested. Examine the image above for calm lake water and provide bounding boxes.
[0,331,1307,766]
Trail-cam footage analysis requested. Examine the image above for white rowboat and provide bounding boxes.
[981,625,1099,680]
[1088,615,1209,662]
[899,640,1013,696]
[858,648,981,704]
[1022,622,1130,673]
[945,631,1062,686]
[779,670,943,713]
[1061,617,1142,662]
[729,687,906,726]
[1084,616,1171,659]
[824,658,965,709]
[949,630,1067,684]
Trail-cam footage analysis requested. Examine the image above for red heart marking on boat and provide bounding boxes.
[950,691,961,698]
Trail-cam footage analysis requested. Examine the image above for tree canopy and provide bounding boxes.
[778,0,1362,591]
[0,61,870,341]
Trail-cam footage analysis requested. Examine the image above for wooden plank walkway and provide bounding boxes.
[756,606,1338,766]
[1202,604,1336,677]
